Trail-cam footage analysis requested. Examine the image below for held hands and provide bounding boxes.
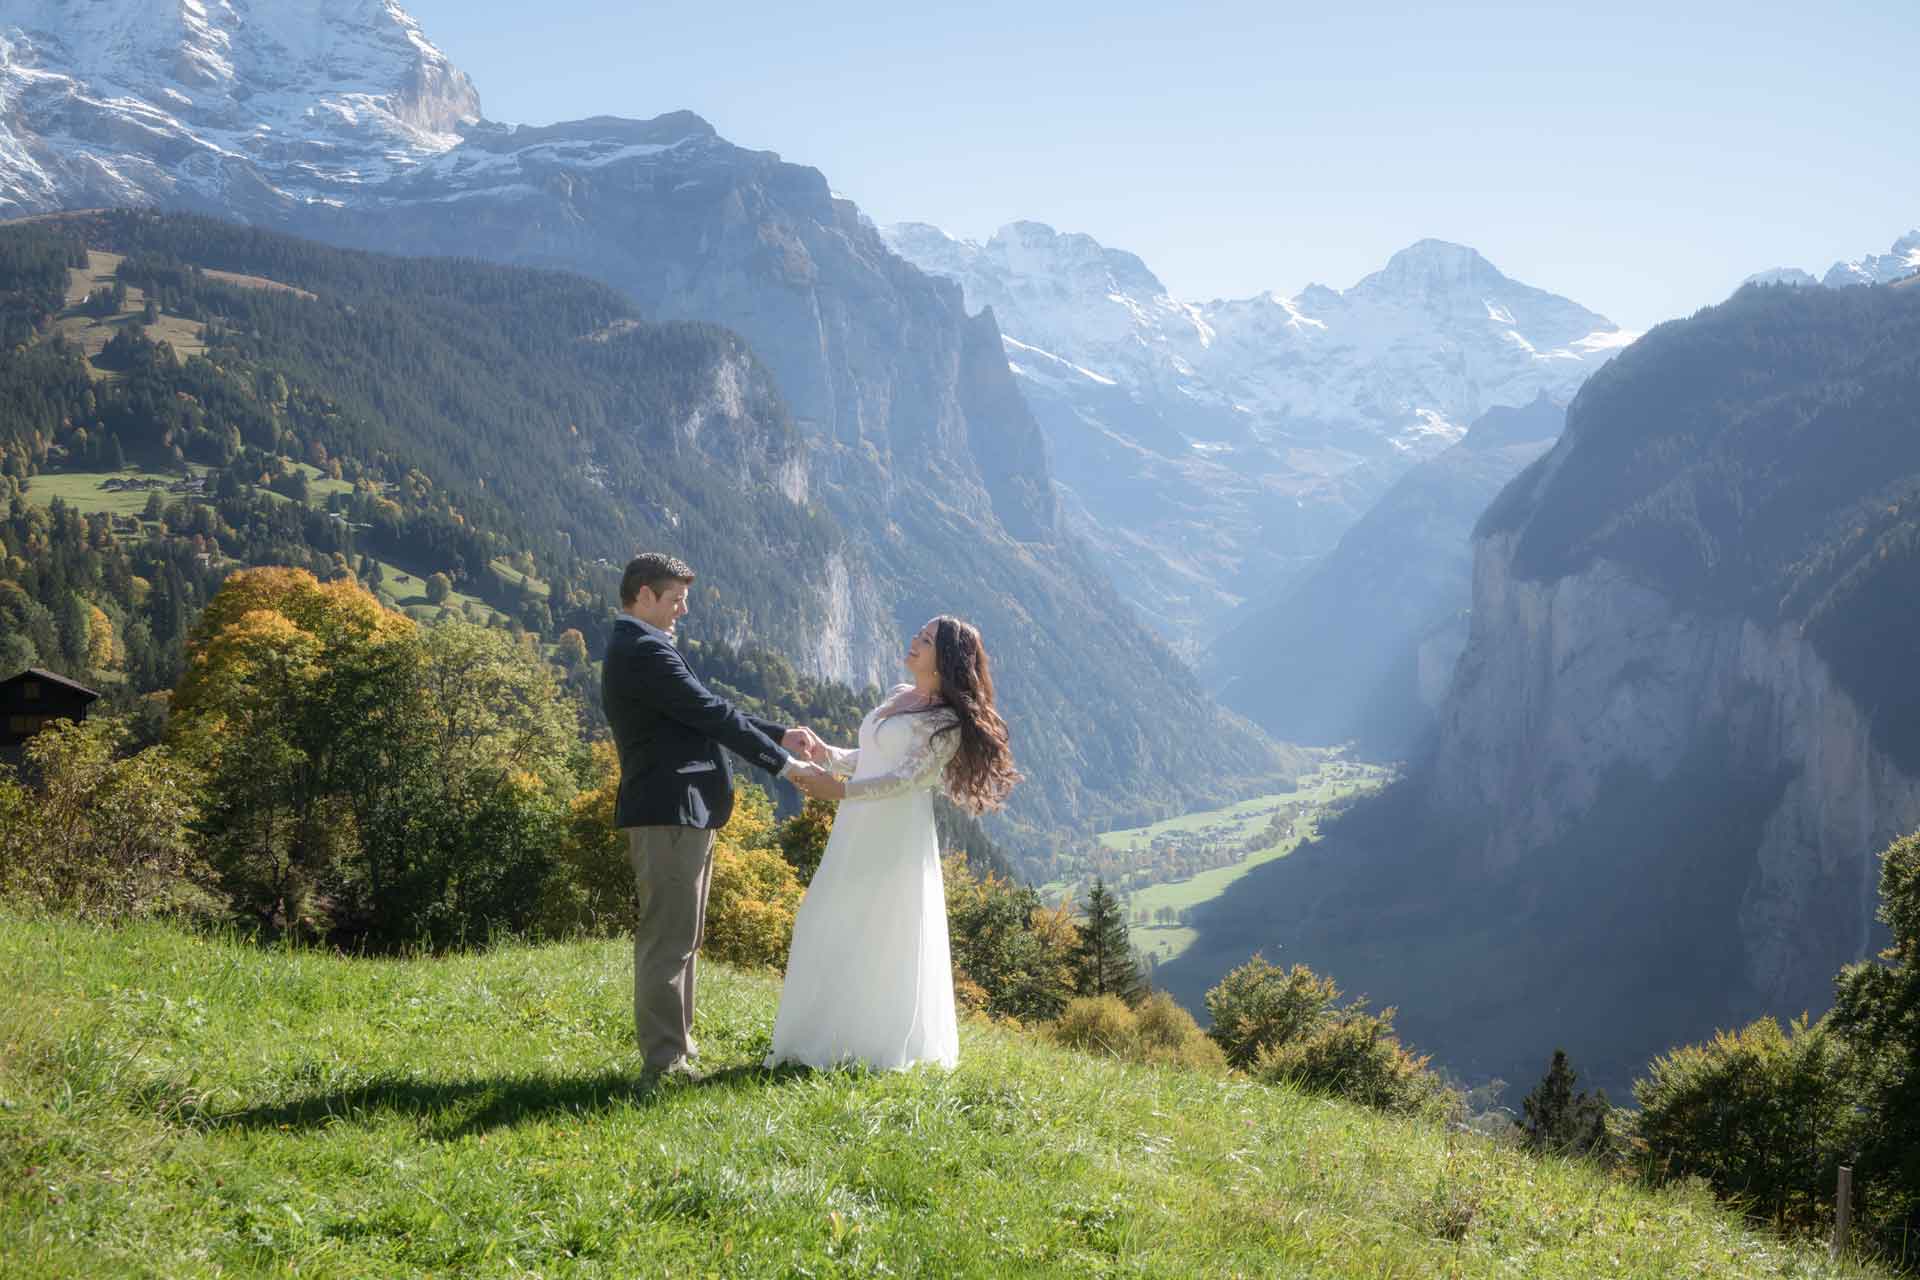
[782,726,831,765]
[786,761,846,802]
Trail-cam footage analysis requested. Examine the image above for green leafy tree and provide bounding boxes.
[425,571,453,605]
[554,628,588,670]
[1074,877,1145,1003]
[170,567,420,937]
[1830,829,1920,1241]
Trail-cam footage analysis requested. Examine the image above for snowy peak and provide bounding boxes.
[1822,229,1920,288]
[1747,230,1920,293]
[1357,238,1505,294]
[0,0,480,210]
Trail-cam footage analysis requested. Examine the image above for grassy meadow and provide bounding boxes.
[1090,761,1390,967]
[0,910,1883,1279]
[58,251,208,370]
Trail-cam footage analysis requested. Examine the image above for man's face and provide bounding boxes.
[634,580,691,634]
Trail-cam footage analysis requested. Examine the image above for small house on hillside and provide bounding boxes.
[1,668,100,753]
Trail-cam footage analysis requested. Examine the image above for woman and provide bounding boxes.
[766,615,1021,1071]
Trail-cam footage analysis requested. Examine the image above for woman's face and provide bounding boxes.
[905,619,940,682]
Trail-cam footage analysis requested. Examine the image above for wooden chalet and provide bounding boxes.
[1,667,100,752]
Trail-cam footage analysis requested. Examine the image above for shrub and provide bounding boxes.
[1631,1015,1860,1231]
[1133,991,1228,1071]
[1051,991,1229,1074]
[702,842,804,970]
[944,852,1080,1021]
[536,740,632,937]
[0,717,212,921]
[1254,1006,1437,1113]
[1204,953,1340,1067]
[1053,995,1139,1056]
[700,788,803,970]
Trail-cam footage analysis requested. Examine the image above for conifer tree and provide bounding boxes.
[1075,877,1146,1004]
[1518,1049,1612,1157]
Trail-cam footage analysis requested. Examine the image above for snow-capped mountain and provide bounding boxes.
[883,220,1632,647]
[0,0,479,214]
[1744,230,1920,292]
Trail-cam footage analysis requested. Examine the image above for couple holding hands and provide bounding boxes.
[602,553,1020,1079]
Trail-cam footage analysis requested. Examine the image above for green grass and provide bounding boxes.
[0,911,1884,1279]
[489,557,550,600]
[22,469,201,519]
[58,251,207,372]
[1075,762,1391,967]
[370,558,507,626]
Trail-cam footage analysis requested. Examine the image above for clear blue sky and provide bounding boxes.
[403,0,1916,332]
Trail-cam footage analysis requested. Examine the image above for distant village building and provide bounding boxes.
[1,668,100,755]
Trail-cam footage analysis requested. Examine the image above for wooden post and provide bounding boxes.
[1831,1165,1853,1261]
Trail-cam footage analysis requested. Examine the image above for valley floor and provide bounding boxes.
[0,912,1880,1278]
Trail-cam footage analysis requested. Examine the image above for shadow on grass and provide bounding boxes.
[204,1062,814,1141]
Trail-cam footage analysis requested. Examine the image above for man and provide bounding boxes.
[601,552,826,1078]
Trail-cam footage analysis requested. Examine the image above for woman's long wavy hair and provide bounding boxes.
[914,615,1021,814]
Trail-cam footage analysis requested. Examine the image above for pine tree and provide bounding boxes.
[1518,1049,1612,1157]
[1075,878,1145,1004]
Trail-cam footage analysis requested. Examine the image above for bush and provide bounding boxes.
[1631,1015,1860,1231]
[535,740,632,937]
[0,717,212,921]
[1204,953,1340,1067]
[1051,991,1228,1073]
[702,843,804,970]
[944,852,1080,1022]
[1053,995,1139,1056]
[701,786,804,970]
[1254,1006,1437,1113]
[1133,991,1228,1071]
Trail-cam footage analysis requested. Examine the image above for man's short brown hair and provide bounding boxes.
[621,553,695,606]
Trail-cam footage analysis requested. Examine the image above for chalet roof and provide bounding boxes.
[1,668,101,701]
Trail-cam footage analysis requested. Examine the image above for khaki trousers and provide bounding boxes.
[626,825,717,1070]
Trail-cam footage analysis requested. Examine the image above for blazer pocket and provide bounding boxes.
[675,761,718,774]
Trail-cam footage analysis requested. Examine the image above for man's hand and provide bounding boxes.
[783,726,828,764]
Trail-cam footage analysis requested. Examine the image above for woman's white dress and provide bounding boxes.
[766,687,961,1071]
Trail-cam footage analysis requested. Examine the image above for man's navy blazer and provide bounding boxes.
[601,616,790,830]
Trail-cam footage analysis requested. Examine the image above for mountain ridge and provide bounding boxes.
[882,218,1631,651]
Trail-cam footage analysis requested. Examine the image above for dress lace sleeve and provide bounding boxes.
[822,743,859,778]
[842,713,960,803]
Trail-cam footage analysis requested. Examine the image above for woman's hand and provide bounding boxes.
[791,766,846,802]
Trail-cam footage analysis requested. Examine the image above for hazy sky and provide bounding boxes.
[403,0,1916,332]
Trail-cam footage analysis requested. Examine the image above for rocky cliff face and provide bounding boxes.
[1157,280,1920,1092]
[1433,532,1917,1011]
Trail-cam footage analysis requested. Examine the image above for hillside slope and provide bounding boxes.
[0,913,1875,1279]
[0,212,1287,855]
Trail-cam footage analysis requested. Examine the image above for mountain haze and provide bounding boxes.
[1209,392,1565,754]
[884,220,1630,651]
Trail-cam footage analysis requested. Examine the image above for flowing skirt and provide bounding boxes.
[765,789,959,1071]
